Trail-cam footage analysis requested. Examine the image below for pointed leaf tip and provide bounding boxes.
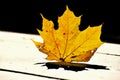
[66,5,69,10]
[40,13,44,19]
[36,28,41,35]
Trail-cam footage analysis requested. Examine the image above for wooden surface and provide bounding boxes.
[0,31,120,80]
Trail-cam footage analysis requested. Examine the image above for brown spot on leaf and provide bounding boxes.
[63,33,66,35]
[71,56,77,58]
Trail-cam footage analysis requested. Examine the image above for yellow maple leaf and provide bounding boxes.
[32,6,104,62]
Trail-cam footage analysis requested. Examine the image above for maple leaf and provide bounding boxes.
[32,6,104,62]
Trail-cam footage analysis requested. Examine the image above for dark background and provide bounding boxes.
[0,0,120,43]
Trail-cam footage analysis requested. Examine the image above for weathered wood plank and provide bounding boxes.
[0,31,120,80]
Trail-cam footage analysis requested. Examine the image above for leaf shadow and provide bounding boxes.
[36,62,109,72]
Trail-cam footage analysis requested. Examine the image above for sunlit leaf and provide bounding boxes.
[32,6,103,62]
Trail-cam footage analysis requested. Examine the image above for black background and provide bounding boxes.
[0,0,120,43]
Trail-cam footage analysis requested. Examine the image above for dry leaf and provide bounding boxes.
[32,6,103,62]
